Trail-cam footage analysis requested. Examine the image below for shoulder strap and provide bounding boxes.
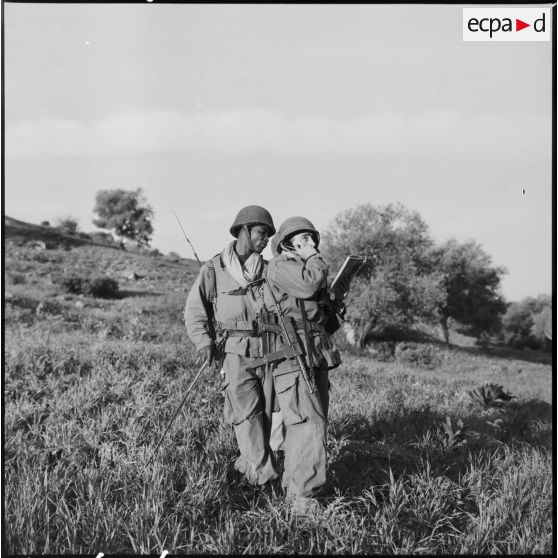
[206,253,220,304]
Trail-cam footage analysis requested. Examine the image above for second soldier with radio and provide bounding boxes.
[259,216,343,519]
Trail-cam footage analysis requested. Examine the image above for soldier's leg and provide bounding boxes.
[269,410,285,452]
[274,361,327,502]
[223,353,277,485]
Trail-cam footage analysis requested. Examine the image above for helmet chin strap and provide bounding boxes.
[243,224,256,253]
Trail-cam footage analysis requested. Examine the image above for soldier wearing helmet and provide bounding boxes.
[263,216,342,518]
[184,205,279,486]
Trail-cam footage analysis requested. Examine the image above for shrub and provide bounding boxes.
[502,295,551,351]
[40,221,50,227]
[60,275,86,294]
[90,232,116,245]
[87,277,119,299]
[395,342,443,369]
[55,217,79,235]
[8,274,26,285]
[168,251,182,262]
[59,275,120,299]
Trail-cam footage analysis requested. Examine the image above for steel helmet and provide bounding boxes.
[273,216,320,254]
[229,205,276,238]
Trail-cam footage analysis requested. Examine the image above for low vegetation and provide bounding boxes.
[4,216,553,554]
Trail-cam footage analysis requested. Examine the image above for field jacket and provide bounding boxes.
[264,251,341,370]
[184,248,266,358]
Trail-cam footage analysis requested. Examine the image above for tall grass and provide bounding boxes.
[4,242,553,554]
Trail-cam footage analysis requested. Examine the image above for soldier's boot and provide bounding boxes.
[290,496,322,520]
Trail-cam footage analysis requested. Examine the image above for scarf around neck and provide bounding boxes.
[222,241,263,288]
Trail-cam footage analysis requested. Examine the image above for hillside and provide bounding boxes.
[5,215,199,299]
[3,215,553,554]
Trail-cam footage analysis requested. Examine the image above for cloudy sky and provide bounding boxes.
[4,3,553,301]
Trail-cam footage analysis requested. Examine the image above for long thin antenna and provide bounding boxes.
[173,211,202,268]
[145,360,208,467]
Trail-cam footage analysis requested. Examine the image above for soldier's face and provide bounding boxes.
[250,225,271,253]
[291,232,316,251]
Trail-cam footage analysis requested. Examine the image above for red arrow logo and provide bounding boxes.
[516,19,530,31]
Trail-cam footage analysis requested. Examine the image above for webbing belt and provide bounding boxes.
[227,330,258,337]
[219,320,282,337]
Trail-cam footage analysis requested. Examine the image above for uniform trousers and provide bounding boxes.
[222,353,278,485]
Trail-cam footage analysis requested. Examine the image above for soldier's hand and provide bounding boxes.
[294,243,318,259]
[337,302,347,320]
[336,277,351,298]
[196,345,215,366]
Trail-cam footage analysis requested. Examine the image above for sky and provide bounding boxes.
[3,3,554,302]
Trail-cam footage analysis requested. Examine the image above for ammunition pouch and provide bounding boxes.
[246,312,305,372]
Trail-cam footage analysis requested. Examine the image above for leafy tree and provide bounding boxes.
[531,305,552,346]
[503,294,551,350]
[93,188,154,246]
[430,239,507,343]
[322,203,445,347]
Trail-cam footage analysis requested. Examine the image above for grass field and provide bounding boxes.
[4,221,554,554]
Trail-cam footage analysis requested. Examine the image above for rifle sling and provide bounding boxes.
[299,301,316,369]
[247,343,303,371]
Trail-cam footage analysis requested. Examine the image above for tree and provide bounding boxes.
[531,305,552,346]
[321,203,446,347]
[430,239,507,343]
[502,294,551,350]
[93,189,154,246]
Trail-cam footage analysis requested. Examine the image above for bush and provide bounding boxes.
[395,342,443,369]
[8,274,26,285]
[502,295,551,351]
[87,277,119,299]
[90,232,117,245]
[59,275,120,299]
[56,217,79,235]
[40,221,50,227]
[60,276,85,294]
[168,251,182,262]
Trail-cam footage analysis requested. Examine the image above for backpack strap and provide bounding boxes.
[205,253,224,304]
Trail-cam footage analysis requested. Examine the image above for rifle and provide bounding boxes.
[262,276,318,394]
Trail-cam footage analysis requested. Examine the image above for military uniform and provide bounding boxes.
[263,217,342,511]
[184,206,278,486]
